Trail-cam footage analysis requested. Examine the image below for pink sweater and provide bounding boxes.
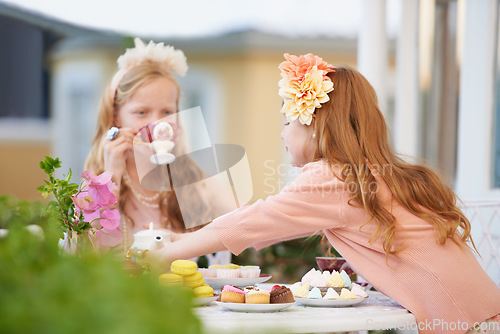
[213,161,500,334]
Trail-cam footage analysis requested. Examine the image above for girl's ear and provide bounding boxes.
[311,114,317,136]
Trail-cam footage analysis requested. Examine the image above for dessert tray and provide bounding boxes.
[215,301,295,313]
[203,274,272,289]
[193,296,219,306]
[295,296,368,307]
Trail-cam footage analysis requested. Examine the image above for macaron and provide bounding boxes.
[183,271,205,289]
[158,273,183,286]
[193,284,214,298]
[171,259,198,276]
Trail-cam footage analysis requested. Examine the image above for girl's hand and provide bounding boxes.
[143,244,173,273]
[103,127,137,182]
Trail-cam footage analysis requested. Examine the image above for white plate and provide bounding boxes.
[193,296,218,306]
[203,274,272,288]
[295,296,368,307]
[215,301,295,313]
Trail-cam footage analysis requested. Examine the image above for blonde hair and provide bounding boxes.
[85,63,211,232]
[313,66,475,255]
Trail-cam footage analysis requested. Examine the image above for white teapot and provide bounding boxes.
[129,222,171,257]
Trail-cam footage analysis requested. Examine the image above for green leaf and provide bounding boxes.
[53,157,61,169]
[65,169,72,182]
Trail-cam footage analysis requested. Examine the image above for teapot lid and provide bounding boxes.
[134,222,170,237]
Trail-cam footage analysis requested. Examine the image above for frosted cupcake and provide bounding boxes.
[216,268,241,278]
[198,268,217,278]
[244,286,270,304]
[270,285,295,303]
[220,285,246,303]
[240,266,261,278]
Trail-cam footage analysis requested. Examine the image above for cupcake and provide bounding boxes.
[222,263,241,269]
[270,285,295,303]
[220,285,246,303]
[244,286,270,304]
[209,264,224,269]
[216,268,241,278]
[198,268,217,278]
[240,266,261,278]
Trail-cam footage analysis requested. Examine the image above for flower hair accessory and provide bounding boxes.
[109,38,188,99]
[278,53,335,125]
[117,38,188,76]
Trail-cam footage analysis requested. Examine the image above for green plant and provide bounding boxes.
[0,195,54,229]
[37,156,82,232]
[37,156,122,247]
[0,201,202,334]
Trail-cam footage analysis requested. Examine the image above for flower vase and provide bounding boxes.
[59,229,99,255]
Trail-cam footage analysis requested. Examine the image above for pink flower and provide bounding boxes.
[99,209,120,230]
[80,171,117,208]
[70,170,123,248]
[81,171,113,188]
[72,192,101,222]
[279,53,335,83]
[96,227,123,247]
[86,184,116,208]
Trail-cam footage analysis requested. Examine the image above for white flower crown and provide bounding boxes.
[117,37,188,77]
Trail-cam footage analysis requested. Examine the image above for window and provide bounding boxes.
[0,15,51,119]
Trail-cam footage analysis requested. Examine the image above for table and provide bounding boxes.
[195,284,417,334]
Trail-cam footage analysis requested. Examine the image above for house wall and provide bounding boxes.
[0,143,51,200]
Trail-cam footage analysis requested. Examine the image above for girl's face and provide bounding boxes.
[116,77,178,131]
[281,117,317,167]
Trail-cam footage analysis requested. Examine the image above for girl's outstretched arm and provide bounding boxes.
[151,224,227,269]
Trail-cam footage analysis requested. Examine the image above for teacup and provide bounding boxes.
[315,257,354,276]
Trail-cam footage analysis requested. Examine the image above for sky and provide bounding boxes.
[0,0,401,38]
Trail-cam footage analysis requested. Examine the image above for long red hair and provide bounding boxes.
[314,66,475,255]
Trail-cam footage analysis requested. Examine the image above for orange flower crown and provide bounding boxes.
[278,53,335,125]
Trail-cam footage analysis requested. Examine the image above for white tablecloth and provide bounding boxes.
[195,286,417,334]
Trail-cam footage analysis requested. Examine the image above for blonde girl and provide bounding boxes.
[85,39,234,254]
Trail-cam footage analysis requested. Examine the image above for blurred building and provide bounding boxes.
[0,0,498,204]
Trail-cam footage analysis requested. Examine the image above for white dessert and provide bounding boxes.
[310,274,328,287]
[307,287,323,299]
[351,283,368,298]
[339,288,357,299]
[301,268,319,285]
[323,288,340,299]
